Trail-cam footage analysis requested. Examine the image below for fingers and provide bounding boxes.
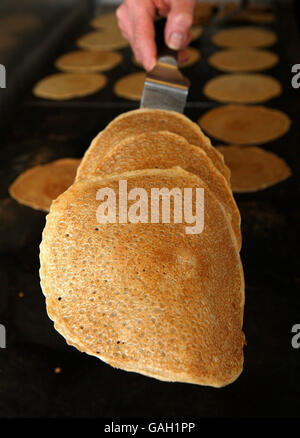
[165,0,196,50]
[178,48,190,65]
[116,4,132,41]
[117,0,157,71]
[132,3,157,71]
[155,0,170,16]
[116,0,196,71]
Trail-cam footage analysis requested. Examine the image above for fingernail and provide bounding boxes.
[168,32,184,50]
[145,58,156,72]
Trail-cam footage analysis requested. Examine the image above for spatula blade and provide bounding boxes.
[140,57,189,113]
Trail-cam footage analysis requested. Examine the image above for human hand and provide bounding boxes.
[117,0,196,71]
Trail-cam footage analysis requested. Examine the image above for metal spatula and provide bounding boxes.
[140,18,189,113]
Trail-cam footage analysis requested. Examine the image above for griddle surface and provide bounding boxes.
[0,3,299,418]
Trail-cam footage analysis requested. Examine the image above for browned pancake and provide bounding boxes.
[216,145,291,192]
[40,167,245,387]
[9,158,81,211]
[76,109,230,183]
[203,73,281,103]
[55,50,123,73]
[212,26,277,49]
[199,105,291,145]
[77,29,128,51]
[208,48,279,72]
[33,73,107,100]
[90,12,119,31]
[90,130,241,248]
[113,72,146,101]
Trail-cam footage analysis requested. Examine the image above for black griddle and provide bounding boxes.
[0,1,300,418]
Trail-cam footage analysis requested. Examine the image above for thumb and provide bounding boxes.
[165,0,195,50]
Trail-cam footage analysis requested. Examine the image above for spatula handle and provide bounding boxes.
[154,17,178,61]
